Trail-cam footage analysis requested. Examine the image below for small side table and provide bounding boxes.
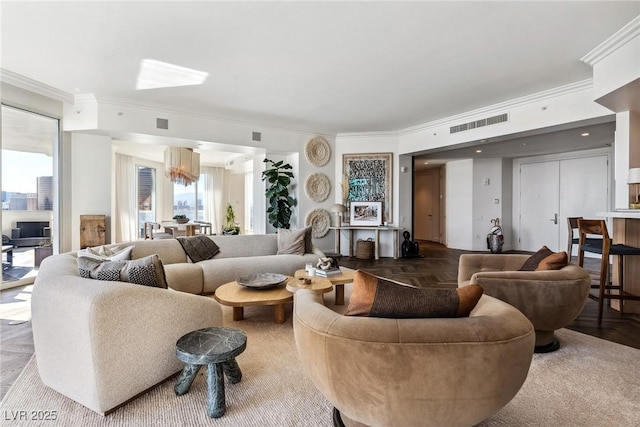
[175,327,247,418]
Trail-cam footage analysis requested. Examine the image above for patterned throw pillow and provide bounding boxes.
[519,246,554,271]
[78,244,134,262]
[177,235,220,263]
[77,254,168,289]
[345,270,483,318]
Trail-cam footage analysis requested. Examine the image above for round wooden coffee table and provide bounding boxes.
[214,281,293,324]
[293,267,355,305]
[285,274,333,295]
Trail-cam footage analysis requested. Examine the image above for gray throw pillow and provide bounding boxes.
[177,235,220,263]
[277,228,306,255]
[78,254,168,289]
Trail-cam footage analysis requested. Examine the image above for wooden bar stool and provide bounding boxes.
[577,219,640,324]
[566,217,581,260]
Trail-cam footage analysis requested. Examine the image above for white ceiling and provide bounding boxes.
[2,1,638,138]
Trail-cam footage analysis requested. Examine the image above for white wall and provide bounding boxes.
[472,158,506,251]
[71,133,112,251]
[445,159,473,250]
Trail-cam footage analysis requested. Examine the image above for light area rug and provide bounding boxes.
[1,288,639,427]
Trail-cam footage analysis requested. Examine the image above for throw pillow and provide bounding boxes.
[79,244,134,262]
[519,246,553,271]
[344,270,483,318]
[277,228,306,255]
[177,235,220,263]
[77,254,168,289]
[536,251,568,271]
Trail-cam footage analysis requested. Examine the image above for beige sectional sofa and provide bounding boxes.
[115,233,324,294]
[31,233,324,415]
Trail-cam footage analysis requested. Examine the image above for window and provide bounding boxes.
[1,105,56,212]
[2,105,59,284]
[173,174,204,221]
[137,166,156,237]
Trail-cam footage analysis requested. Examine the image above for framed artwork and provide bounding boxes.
[350,201,383,226]
[343,152,392,223]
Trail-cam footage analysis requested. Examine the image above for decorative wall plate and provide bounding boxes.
[305,209,331,238]
[305,136,331,167]
[304,173,331,202]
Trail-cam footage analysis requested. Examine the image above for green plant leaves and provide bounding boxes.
[261,158,297,229]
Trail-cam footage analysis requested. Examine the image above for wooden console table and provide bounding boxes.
[329,226,403,260]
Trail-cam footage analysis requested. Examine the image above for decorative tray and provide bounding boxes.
[236,273,287,290]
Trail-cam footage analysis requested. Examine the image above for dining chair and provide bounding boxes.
[577,219,640,324]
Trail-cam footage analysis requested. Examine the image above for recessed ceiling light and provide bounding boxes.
[476,149,482,153]
[424,162,429,165]
[136,59,209,90]
[581,132,590,137]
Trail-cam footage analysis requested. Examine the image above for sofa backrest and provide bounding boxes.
[128,239,188,264]
[209,234,278,259]
[94,234,281,264]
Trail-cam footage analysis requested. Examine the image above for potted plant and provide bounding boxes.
[173,214,189,224]
[222,203,240,235]
[261,158,296,230]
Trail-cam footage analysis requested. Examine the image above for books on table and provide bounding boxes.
[315,267,342,277]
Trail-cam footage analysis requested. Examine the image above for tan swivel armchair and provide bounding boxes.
[293,290,535,427]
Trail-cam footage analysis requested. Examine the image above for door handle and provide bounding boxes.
[550,213,558,225]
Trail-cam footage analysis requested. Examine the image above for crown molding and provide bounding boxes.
[399,79,594,136]
[581,15,640,65]
[0,69,74,103]
[335,130,400,139]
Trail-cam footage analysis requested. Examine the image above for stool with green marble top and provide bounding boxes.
[175,326,247,418]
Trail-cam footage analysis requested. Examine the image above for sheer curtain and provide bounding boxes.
[202,166,225,233]
[115,153,137,242]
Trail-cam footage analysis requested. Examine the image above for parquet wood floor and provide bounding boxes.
[1,242,638,400]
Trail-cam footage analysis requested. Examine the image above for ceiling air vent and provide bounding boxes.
[156,118,169,130]
[450,113,508,134]
[252,131,261,142]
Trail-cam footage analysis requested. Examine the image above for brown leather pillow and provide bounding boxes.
[536,251,568,271]
[344,270,483,318]
[519,246,553,271]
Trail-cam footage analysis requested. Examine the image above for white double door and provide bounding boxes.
[518,154,609,254]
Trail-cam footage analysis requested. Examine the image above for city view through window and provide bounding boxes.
[173,175,205,222]
[2,150,53,212]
